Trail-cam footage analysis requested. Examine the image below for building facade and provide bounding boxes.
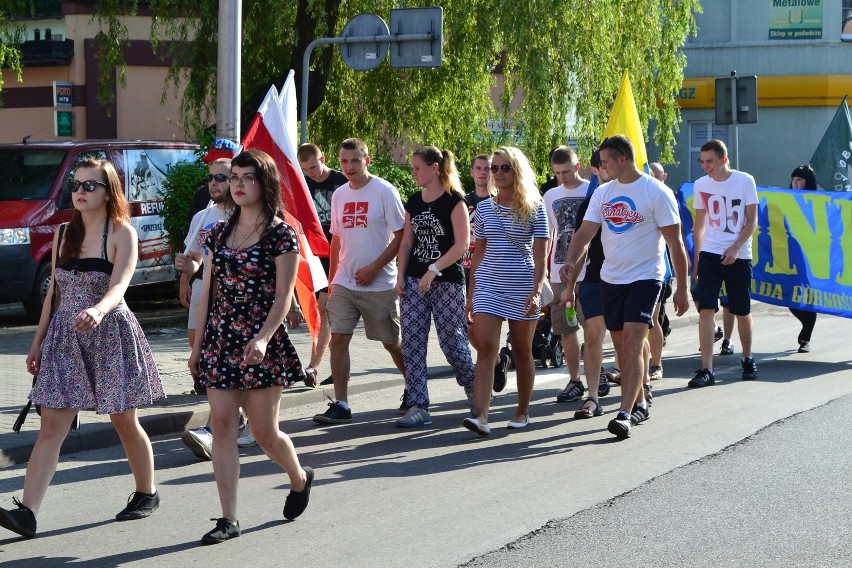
[0,1,187,144]
[655,0,852,189]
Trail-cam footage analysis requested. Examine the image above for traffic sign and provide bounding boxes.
[715,75,758,125]
[338,13,390,72]
[55,111,73,137]
[389,7,443,68]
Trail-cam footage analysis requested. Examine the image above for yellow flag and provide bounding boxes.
[603,70,649,173]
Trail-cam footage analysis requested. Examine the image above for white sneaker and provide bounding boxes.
[237,425,258,448]
[181,427,213,460]
[395,406,432,428]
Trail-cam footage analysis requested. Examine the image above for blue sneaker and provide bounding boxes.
[597,368,610,397]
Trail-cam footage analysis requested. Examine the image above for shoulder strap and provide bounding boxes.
[51,223,67,313]
[490,199,527,256]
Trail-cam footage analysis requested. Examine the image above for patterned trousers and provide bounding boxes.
[401,277,475,409]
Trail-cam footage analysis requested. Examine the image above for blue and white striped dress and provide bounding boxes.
[472,198,550,320]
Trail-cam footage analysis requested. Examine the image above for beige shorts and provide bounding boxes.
[548,281,580,334]
[326,285,400,344]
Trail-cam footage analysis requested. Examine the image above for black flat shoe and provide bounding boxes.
[283,467,314,520]
[0,498,37,538]
[116,491,160,521]
[201,517,240,545]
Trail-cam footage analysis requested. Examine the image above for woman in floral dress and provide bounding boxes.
[0,157,165,539]
[189,149,313,544]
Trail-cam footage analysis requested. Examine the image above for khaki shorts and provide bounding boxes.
[326,285,401,344]
[548,281,580,334]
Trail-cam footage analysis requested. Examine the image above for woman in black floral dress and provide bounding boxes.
[189,149,313,544]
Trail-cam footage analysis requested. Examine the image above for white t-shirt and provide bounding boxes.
[693,170,759,259]
[330,175,405,291]
[184,204,233,264]
[544,180,589,282]
[584,173,680,285]
[184,204,232,329]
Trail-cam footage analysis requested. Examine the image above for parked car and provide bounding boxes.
[0,139,198,320]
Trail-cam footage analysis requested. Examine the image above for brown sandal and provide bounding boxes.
[605,367,621,385]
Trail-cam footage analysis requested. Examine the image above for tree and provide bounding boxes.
[1,0,701,170]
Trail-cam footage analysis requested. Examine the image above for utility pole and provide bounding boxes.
[216,1,241,143]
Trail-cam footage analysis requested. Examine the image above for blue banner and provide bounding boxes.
[680,182,852,318]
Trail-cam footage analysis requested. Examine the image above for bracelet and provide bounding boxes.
[92,307,104,318]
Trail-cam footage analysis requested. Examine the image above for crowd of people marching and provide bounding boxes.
[3,133,818,544]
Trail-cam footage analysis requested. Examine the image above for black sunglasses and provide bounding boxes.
[489,164,513,173]
[69,179,108,193]
[599,137,625,157]
[207,173,229,183]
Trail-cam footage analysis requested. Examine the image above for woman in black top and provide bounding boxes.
[393,146,474,427]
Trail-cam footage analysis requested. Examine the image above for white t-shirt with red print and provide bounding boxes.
[693,170,759,260]
[330,175,405,291]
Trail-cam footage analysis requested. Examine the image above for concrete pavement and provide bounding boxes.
[1,298,759,468]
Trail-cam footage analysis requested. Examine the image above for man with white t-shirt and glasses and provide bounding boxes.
[313,138,406,424]
[563,135,689,439]
[689,139,759,387]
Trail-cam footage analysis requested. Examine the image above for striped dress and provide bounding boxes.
[472,198,549,320]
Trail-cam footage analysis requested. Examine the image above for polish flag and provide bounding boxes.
[242,71,328,345]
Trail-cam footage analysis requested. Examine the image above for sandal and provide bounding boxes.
[605,367,621,385]
[574,398,604,419]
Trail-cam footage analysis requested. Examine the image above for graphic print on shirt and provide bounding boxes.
[698,191,743,234]
[342,201,369,229]
[411,209,446,263]
[313,190,332,227]
[195,221,219,257]
[602,196,645,234]
[552,196,583,264]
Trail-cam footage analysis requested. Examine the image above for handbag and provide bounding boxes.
[13,223,80,432]
[490,199,553,304]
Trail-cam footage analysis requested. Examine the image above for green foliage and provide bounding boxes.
[325,153,419,202]
[368,157,418,202]
[158,159,207,254]
[0,0,702,171]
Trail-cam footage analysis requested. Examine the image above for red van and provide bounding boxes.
[0,140,198,319]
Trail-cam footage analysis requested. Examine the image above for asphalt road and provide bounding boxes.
[0,303,850,567]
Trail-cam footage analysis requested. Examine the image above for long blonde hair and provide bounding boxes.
[490,146,540,224]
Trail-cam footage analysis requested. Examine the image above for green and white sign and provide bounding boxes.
[769,0,823,40]
[55,111,73,137]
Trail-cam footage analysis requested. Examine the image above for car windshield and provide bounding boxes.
[0,149,67,200]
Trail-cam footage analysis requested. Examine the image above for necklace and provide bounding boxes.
[232,222,263,249]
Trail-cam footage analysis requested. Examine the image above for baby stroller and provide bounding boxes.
[499,304,564,370]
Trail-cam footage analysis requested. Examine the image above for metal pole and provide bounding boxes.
[300,33,439,144]
[730,70,738,170]
[217,0,242,143]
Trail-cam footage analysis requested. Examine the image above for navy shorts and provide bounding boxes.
[599,279,663,332]
[578,281,604,320]
[695,252,752,316]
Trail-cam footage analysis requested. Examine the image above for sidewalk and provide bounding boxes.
[0,300,743,468]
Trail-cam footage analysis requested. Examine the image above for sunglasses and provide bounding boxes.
[69,179,108,193]
[208,173,229,183]
[489,164,513,173]
[599,137,626,158]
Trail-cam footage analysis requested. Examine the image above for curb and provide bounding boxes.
[0,302,774,468]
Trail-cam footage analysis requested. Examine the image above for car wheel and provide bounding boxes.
[23,262,52,321]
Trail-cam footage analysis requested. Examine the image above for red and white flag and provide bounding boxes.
[242,71,328,345]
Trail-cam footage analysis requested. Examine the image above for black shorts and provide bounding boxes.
[578,281,604,319]
[599,279,662,332]
[316,256,330,296]
[695,252,752,315]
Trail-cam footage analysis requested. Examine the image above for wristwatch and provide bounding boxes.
[428,263,442,276]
